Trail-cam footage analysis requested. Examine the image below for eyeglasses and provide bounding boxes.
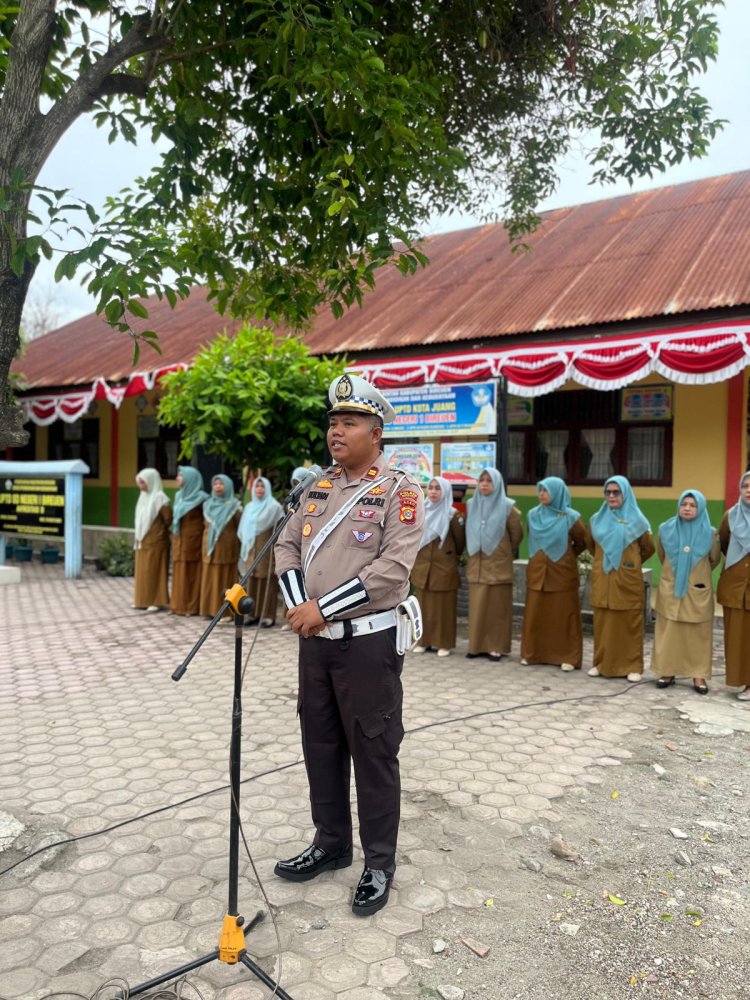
[604,489,621,496]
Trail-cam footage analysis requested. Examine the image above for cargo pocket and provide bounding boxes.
[356,704,404,757]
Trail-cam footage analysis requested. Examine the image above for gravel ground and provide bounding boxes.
[387,696,750,1000]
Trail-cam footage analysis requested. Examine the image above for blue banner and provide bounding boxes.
[382,381,497,438]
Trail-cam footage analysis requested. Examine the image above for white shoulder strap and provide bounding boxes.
[303,476,389,576]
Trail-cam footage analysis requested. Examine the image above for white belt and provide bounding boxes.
[317,609,397,640]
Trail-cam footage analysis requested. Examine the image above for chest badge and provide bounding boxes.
[368,485,386,495]
[351,529,373,543]
[306,503,317,513]
[302,522,312,538]
[358,509,375,519]
[366,467,379,479]
[316,479,333,489]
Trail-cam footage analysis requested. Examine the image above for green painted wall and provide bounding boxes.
[82,487,111,526]
[117,485,176,528]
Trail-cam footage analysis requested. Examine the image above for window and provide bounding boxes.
[137,416,182,479]
[506,389,672,486]
[48,418,100,477]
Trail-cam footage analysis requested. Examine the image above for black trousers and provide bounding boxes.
[297,626,404,873]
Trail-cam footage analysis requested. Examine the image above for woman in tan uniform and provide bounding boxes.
[717,471,750,700]
[238,476,283,626]
[521,476,587,672]
[199,474,242,618]
[170,466,208,616]
[411,476,465,657]
[133,468,171,611]
[652,490,719,694]
[465,468,522,661]
[586,475,655,682]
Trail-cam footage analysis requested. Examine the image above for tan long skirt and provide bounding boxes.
[414,587,458,650]
[723,607,750,687]
[468,583,512,656]
[133,545,169,609]
[521,589,582,668]
[246,573,280,623]
[170,560,202,616]
[199,563,237,618]
[651,615,713,678]
[593,607,644,677]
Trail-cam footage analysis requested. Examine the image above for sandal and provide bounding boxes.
[656,676,676,689]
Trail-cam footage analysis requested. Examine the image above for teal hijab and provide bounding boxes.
[203,475,241,556]
[659,489,714,598]
[527,477,581,563]
[466,468,515,557]
[172,466,209,534]
[238,477,283,562]
[590,475,650,573]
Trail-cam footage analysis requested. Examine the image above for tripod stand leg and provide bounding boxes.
[239,952,297,1000]
[121,949,219,998]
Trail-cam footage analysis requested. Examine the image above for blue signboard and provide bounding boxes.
[382,381,497,438]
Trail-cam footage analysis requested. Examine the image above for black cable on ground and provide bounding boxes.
[0,680,654,879]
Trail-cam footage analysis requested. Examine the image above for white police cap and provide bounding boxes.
[328,373,396,424]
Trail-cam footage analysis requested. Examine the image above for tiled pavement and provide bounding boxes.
[0,562,678,999]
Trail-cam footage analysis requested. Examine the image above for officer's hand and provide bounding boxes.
[287,600,326,638]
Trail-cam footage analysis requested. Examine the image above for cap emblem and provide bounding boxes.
[335,374,354,401]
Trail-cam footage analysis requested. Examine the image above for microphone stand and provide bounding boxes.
[120,484,307,999]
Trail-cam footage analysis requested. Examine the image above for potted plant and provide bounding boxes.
[41,543,61,564]
[14,539,33,562]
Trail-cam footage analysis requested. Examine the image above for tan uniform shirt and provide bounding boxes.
[465,507,523,586]
[274,459,425,619]
[717,512,750,610]
[585,528,655,610]
[654,534,720,623]
[526,518,588,593]
[410,510,465,592]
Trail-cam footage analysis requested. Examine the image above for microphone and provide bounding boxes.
[285,465,323,505]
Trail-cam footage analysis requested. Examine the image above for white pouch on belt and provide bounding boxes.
[395,595,423,654]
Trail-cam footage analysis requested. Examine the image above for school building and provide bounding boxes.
[9,170,750,555]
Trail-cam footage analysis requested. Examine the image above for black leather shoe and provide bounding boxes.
[351,867,393,916]
[274,844,352,882]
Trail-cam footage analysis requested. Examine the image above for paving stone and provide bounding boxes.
[318,953,367,991]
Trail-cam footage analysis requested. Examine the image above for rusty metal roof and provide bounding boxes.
[14,171,750,390]
[15,286,243,390]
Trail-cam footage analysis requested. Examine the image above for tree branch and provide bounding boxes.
[0,0,56,180]
[16,13,168,182]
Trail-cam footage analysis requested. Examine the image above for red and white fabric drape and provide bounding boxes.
[18,319,750,426]
[21,364,188,425]
[350,321,750,396]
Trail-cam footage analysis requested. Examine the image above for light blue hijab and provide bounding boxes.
[528,477,581,563]
[172,466,209,534]
[420,476,454,548]
[726,471,750,569]
[590,475,651,573]
[238,477,283,561]
[659,489,715,598]
[203,475,241,556]
[466,468,515,557]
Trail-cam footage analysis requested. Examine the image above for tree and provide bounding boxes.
[1,0,722,447]
[157,325,345,489]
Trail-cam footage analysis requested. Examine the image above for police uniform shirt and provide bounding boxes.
[274,460,425,619]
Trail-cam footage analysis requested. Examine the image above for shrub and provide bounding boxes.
[97,534,135,577]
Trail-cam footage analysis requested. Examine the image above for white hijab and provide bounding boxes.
[134,468,170,549]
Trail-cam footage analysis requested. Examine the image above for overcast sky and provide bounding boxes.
[30,0,750,327]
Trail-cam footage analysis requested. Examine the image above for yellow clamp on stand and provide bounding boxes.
[218,914,246,963]
[224,583,249,615]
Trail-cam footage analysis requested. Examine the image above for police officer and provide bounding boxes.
[273,373,425,916]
